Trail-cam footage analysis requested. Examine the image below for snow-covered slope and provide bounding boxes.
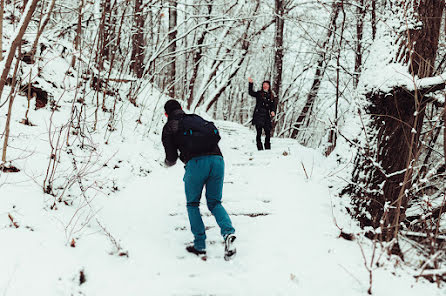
[0,102,442,295]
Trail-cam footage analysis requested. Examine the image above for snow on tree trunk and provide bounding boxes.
[131,0,145,78]
[271,0,284,136]
[167,0,177,98]
[344,0,445,241]
[354,0,364,87]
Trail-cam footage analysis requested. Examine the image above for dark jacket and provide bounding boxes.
[162,109,222,166]
[248,82,277,128]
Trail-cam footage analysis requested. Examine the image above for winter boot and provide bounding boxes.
[186,245,206,257]
[256,141,264,151]
[224,234,237,261]
[264,142,271,150]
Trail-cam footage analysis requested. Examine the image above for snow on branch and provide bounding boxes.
[412,72,446,94]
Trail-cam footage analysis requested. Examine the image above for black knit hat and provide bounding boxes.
[164,99,182,115]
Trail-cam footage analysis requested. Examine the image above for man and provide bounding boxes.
[161,99,236,260]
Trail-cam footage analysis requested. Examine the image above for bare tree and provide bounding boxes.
[0,0,39,164]
[0,0,39,100]
[30,0,56,63]
[186,1,212,109]
[291,1,341,138]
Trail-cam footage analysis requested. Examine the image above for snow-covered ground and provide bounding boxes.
[0,98,443,295]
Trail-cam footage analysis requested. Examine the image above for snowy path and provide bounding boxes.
[75,121,409,295]
[79,121,362,295]
[0,121,441,296]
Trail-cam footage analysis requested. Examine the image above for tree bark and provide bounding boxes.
[2,46,21,163]
[131,0,145,78]
[354,0,364,87]
[96,0,112,72]
[71,0,83,68]
[167,0,177,98]
[444,97,446,168]
[0,0,4,61]
[371,0,376,40]
[271,0,284,135]
[0,0,39,100]
[345,1,445,241]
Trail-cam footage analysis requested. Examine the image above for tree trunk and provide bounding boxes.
[0,0,4,61]
[271,0,284,135]
[0,0,39,100]
[167,0,177,98]
[326,0,345,156]
[345,1,445,241]
[290,1,340,138]
[444,97,446,169]
[2,46,21,164]
[354,0,364,87]
[96,0,112,72]
[131,0,145,78]
[30,0,56,63]
[71,0,83,68]
[371,0,376,40]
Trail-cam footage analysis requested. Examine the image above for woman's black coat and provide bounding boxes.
[248,82,277,129]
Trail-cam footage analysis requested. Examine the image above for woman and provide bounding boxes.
[248,77,277,150]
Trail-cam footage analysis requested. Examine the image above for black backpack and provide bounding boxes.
[178,114,221,153]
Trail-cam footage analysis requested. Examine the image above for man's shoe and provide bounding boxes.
[224,234,237,261]
[186,245,206,256]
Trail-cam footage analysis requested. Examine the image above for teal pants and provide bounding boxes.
[183,155,235,250]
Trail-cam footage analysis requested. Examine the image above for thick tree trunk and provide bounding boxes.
[96,0,112,72]
[131,0,145,78]
[167,0,177,98]
[346,1,445,241]
[271,0,284,135]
